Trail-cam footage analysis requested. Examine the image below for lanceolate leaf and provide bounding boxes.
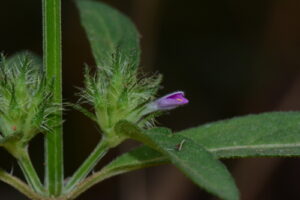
[76,0,140,68]
[99,111,300,191]
[74,112,300,199]
[116,121,239,200]
[179,112,300,158]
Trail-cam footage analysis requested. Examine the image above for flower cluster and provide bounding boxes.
[80,53,160,133]
[0,53,57,155]
[78,52,188,146]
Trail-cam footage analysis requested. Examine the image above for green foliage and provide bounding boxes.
[107,112,300,183]
[76,0,161,143]
[3,0,300,199]
[76,0,140,68]
[0,52,52,194]
[98,111,300,200]
[115,121,239,200]
[179,112,300,157]
[103,146,166,172]
[0,52,57,147]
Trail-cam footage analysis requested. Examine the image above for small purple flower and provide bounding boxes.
[145,91,189,113]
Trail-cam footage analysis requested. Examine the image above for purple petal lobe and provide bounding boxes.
[150,91,189,111]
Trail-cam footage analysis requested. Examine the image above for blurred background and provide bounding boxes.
[1,0,300,199]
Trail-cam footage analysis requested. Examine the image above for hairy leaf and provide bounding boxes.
[103,145,166,174]
[82,112,300,200]
[76,0,140,68]
[116,121,239,200]
[179,112,300,158]
[104,112,300,183]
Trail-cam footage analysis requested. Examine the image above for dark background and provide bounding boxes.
[1,0,300,199]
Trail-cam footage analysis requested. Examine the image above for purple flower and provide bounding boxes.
[145,91,189,113]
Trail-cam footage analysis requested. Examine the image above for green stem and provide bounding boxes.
[64,139,109,193]
[66,168,109,200]
[17,149,45,194]
[0,168,46,200]
[42,0,64,196]
[65,156,167,199]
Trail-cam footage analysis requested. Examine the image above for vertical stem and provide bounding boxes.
[42,0,63,196]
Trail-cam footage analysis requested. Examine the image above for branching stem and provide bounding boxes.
[64,139,110,193]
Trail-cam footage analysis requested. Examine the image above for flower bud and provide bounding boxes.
[145,91,189,113]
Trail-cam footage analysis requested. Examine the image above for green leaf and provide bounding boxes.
[179,112,300,158]
[76,0,140,68]
[103,145,166,173]
[101,111,300,186]
[70,112,300,199]
[116,121,239,200]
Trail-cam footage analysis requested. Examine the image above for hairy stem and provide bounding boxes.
[42,0,64,196]
[17,149,45,194]
[66,162,161,199]
[65,152,167,199]
[0,168,47,200]
[64,139,109,193]
[66,168,110,200]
